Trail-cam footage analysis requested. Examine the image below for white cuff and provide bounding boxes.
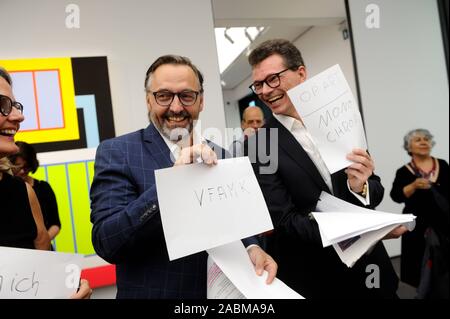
[347,180,371,206]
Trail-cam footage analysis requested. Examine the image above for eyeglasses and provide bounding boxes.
[0,94,24,116]
[149,90,201,107]
[249,68,290,94]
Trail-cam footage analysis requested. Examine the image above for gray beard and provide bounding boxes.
[149,111,192,142]
[162,125,191,142]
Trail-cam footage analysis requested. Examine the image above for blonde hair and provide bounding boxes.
[0,157,13,175]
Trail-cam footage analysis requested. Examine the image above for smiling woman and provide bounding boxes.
[0,69,23,159]
[390,129,449,297]
[0,66,51,252]
[0,69,92,299]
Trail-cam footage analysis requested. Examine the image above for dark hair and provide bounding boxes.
[248,39,305,70]
[0,66,13,86]
[8,141,40,173]
[144,55,204,93]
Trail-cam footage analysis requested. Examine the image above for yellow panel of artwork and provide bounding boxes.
[0,57,79,143]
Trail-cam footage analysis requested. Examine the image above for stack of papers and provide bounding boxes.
[312,192,415,267]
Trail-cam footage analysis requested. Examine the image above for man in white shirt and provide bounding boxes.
[90,55,277,299]
[245,39,406,299]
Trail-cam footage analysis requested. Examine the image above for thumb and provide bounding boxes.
[253,252,264,276]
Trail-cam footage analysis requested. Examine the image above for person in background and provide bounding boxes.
[230,105,265,157]
[9,141,61,246]
[390,129,449,298]
[0,66,91,299]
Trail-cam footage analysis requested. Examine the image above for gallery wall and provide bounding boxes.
[348,0,449,255]
[0,0,226,140]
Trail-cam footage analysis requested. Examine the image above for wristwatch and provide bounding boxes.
[357,182,368,197]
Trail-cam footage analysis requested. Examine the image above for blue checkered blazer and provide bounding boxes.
[90,123,256,299]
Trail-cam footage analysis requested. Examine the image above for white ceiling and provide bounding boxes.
[212,0,346,89]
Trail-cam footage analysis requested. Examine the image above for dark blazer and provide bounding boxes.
[245,115,398,299]
[90,123,256,299]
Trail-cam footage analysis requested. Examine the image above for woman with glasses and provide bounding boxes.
[0,66,50,251]
[390,129,449,298]
[0,66,92,299]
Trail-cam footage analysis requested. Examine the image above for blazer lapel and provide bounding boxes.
[142,123,173,169]
[268,116,330,192]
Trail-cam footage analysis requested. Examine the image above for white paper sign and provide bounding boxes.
[0,246,84,299]
[155,157,273,261]
[207,241,303,299]
[287,64,367,173]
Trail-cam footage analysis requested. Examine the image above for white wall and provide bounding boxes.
[294,24,358,102]
[223,24,357,133]
[348,0,449,256]
[222,89,243,140]
[0,0,226,143]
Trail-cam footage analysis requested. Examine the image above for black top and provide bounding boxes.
[33,179,61,230]
[0,173,37,249]
[390,158,449,286]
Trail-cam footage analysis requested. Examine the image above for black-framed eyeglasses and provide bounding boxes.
[0,94,24,116]
[150,90,201,107]
[249,68,290,94]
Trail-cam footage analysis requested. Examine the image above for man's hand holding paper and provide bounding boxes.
[287,64,367,174]
[247,245,278,284]
[345,148,375,194]
[155,157,273,260]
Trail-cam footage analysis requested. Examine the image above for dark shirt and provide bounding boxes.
[390,158,449,287]
[0,173,36,249]
[33,179,61,230]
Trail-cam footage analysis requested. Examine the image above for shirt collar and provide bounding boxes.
[155,124,205,154]
[273,113,304,132]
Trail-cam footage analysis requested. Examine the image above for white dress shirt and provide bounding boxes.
[273,114,369,205]
[157,127,206,163]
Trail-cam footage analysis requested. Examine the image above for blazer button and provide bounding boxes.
[140,211,149,222]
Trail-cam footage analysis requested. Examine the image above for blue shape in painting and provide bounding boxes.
[36,71,64,129]
[11,72,38,130]
[75,95,100,148]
